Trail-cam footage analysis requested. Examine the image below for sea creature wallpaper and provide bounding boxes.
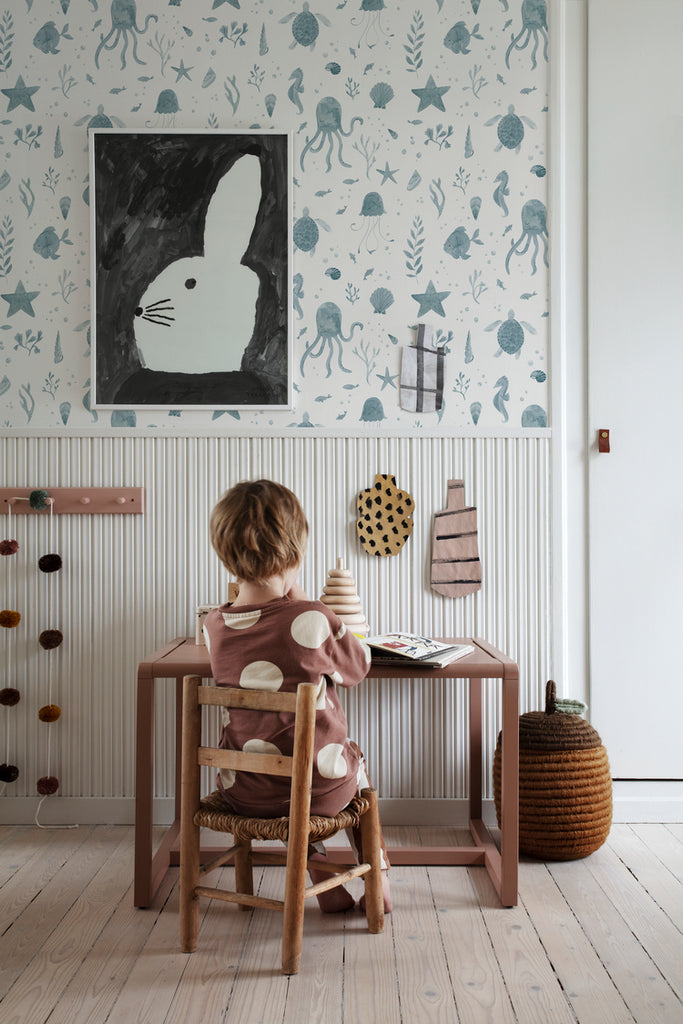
[0,0,549,432]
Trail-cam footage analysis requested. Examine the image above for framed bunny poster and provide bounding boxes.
[90,130,292,409]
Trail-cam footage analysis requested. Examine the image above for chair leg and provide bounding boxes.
[234,839,253,911]
[179,817,200,952]
[359,788,384,934]
[281,842,309,975]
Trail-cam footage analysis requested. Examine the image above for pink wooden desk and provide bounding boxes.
[135,637,519,908]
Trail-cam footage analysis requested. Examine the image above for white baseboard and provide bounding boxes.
[1,785,681,827]
[611,781,683,823]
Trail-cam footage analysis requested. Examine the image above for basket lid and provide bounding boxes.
[518,681,603,751]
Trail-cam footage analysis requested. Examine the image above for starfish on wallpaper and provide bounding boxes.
[172,60,193,82]
[2,281,39,317]
[377,162,398,185]
[1,76,40,113]
[411,280,450,317]
[376,367,398,389]
[411,75,450,113]
[213,0,241,8]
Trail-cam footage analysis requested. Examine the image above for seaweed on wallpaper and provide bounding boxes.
[404,12,425,72]
[0,10,14,73]
[0,216,14,277]
[404,216,424,278]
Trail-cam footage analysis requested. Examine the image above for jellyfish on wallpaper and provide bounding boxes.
[353,192,389,253]
[94,0,158,70]
[360,396,386,422]
[505,0,548,70]
[521,404,547,427]
[146,90,180,128]
[299,301,363,378]
[299,97,363,172]
[505,200,548,275]
[352,0,389,48]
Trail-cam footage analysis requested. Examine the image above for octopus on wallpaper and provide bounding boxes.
[91,131,290,408]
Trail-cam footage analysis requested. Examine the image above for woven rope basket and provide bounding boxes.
[493,681,612,860]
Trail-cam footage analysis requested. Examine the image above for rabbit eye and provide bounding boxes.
[185,278,197,290]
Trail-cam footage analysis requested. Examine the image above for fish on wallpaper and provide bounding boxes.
[33,226,72,260]
[33,22,72,55]
[92,131,290,408]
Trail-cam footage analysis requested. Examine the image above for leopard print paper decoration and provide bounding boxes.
[356,474,414,557]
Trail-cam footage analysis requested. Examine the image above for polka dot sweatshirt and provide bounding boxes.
[203,596,372,817]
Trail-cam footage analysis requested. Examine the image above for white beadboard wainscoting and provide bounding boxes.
[0,432,551,825]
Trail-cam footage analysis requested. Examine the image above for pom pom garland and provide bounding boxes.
[0,688,21,707]
[39,629,63,650]
[37,775,59,796]
[0,764,19,783]
[0,609,21,628]
[38,704,62,723]
[0,539,19,555]
[29,489,50,510]
[38,553,62,573]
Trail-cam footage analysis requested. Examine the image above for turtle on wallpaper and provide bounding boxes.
[92,132,289,408]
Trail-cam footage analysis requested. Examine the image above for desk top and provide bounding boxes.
[138,636,518,681]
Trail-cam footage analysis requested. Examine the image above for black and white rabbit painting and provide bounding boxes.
[133,153,261,375]
[92,131,289,408]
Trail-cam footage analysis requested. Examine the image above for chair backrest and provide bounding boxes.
[181,676,318,836]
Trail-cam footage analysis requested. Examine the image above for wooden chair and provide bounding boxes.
[179,675,385,975]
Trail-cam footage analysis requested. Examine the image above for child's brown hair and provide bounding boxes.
[210,479,308,584]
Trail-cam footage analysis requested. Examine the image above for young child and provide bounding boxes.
[203,479,391,914]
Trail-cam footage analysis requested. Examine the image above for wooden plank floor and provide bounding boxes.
[0,823,681,1024]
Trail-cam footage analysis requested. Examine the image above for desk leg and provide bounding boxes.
[134,672,155,908]
[499,665,519,907]
[469,677,482,821]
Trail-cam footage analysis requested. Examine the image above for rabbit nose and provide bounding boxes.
[134,307,143,316]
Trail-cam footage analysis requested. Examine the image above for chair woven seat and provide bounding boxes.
[195,790,371,843]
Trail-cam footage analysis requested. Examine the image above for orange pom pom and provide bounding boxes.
[0,610,21,628]
[38,704,62,723]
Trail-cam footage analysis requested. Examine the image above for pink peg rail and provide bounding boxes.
[0,487,144,515]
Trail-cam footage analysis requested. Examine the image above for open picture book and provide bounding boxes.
[365,633,474,668]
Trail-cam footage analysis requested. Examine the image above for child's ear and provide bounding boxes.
[204,153,262,258]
